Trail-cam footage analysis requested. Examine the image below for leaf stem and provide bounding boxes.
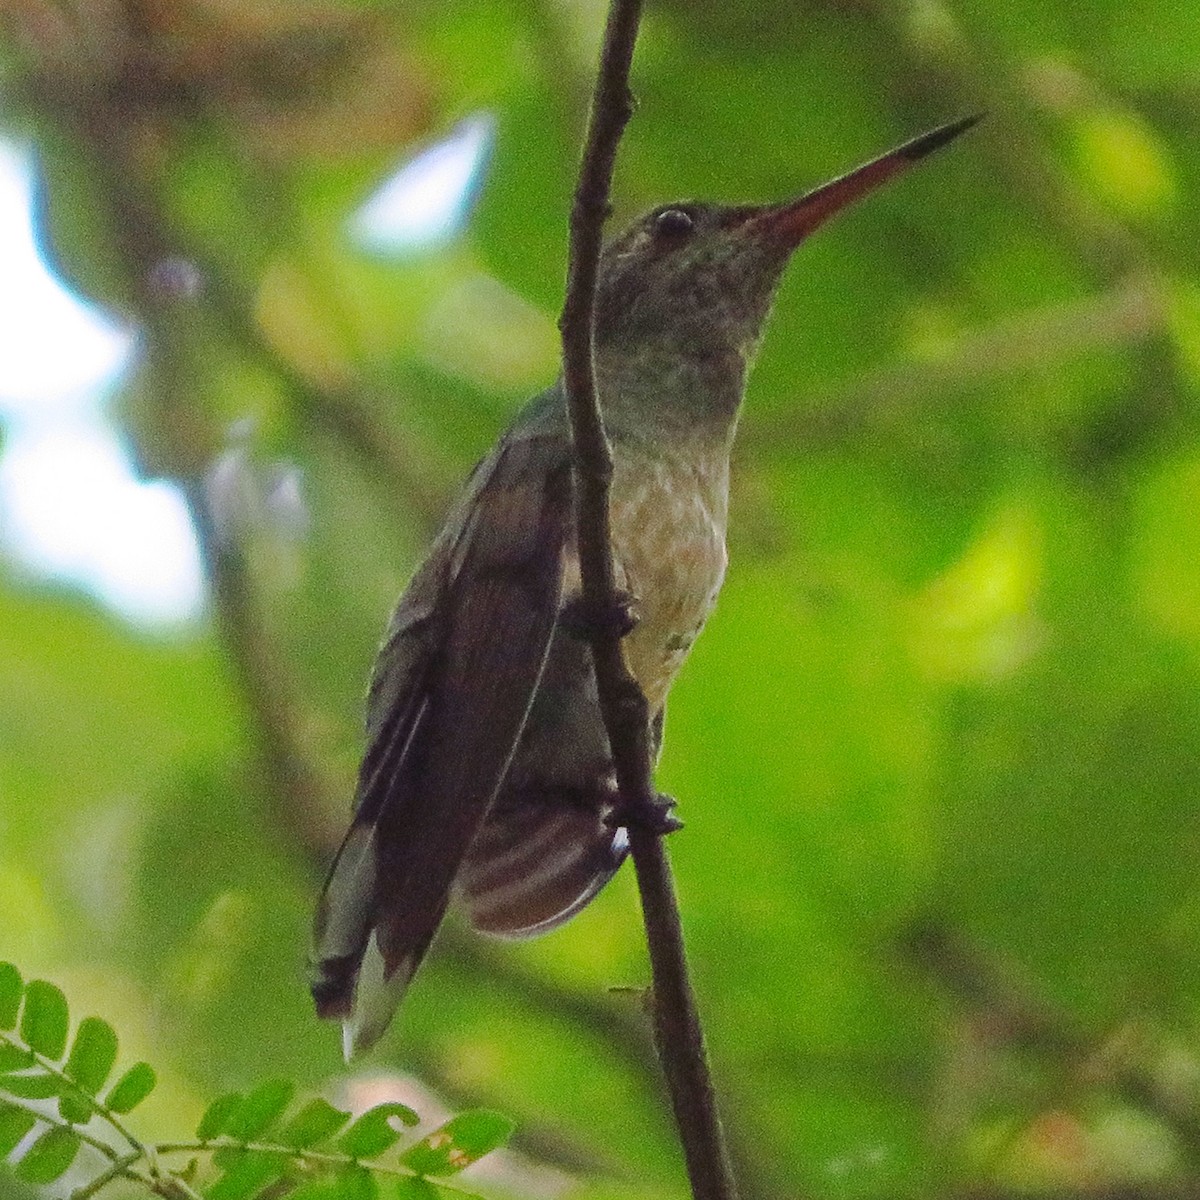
[0,1029,146,1157]
[70,1151,152,1200]
[153,1142,480,1196]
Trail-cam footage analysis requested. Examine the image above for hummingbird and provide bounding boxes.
[312,115,978,1056]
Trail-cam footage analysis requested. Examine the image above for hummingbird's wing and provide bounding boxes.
[311,430,572,1055]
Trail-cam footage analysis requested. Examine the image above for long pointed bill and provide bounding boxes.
[749,114,982,247]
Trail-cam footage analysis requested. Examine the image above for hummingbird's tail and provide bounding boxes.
[310,817,440,1060]
[458,791,629,937]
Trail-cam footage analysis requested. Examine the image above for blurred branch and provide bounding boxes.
[903,920,1200,1164]
[186,490,342,850]
[558,3,739,1199]
[450,935,656,1067]
[748,273,1166,451]
[29,90,356,852]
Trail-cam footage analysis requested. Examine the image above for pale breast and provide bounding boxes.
[605,445,729,710]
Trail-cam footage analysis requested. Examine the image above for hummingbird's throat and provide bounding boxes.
[597,335,752,438]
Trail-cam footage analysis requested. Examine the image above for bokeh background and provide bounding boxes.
[3,0,1200,1197]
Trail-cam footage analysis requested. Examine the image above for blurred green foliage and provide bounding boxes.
[2,1,1200,1198]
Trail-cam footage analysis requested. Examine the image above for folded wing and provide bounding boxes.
[311,432,572,1054]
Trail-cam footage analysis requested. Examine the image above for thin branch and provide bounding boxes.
[557,4,739,1198]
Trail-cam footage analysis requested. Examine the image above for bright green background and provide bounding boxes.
[3,0,1200,1197]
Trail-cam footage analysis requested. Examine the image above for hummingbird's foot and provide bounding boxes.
[560,591,640,642]
[607,792,684,836]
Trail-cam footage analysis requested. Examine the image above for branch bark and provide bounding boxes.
[558,4,739,1198]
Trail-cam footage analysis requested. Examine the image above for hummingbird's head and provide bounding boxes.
[594,115,980,381]
[595,200,790,365]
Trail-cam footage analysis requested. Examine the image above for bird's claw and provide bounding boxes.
[560,591,640,642]
[607,792,683,836]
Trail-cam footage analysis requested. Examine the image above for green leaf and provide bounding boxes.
[206,1150,289,1200]
[337,1103,419,1159]
[289,1166,377,1200]
[334,1166,377,1200]
[19,981,68,1060]
[0,1045,31,1072]
[0,1101,37,1157]
[277,1097,351,1149]
[212,1145,242,1171]
[103,1062,156,1113]
[64,1016,119,1096]
[0,1072,63,1099]
[392,1181,441,1200]
[223,1079,294,1141]
[0,965,20,1030]
[57,1091,94,1125]
[14,1125,80,1183]
[197,1093,244,1141]
[399,1111,514,1178]
[281,1179,342,1200]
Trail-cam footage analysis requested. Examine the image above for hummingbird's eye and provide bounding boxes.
[653,208,695,241]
